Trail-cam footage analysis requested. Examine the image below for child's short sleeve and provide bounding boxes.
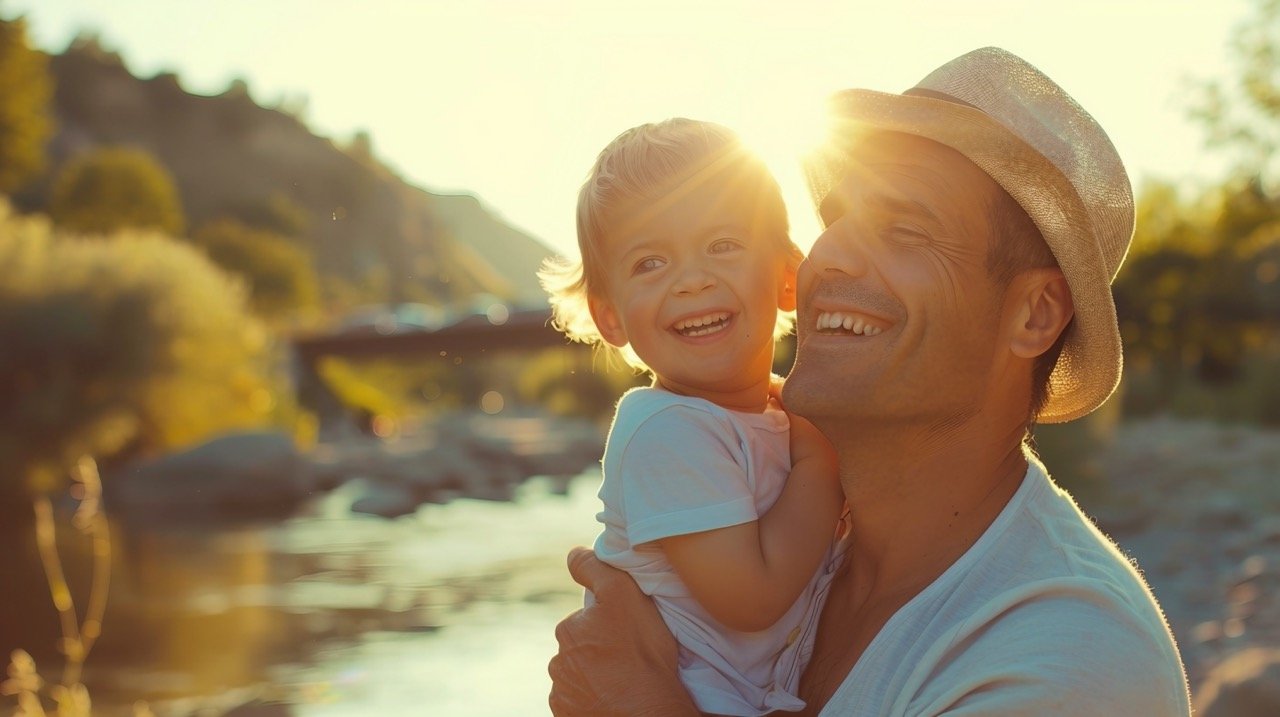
[616,404,759,546]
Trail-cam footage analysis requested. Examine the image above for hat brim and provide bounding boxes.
[805,89,1123,423]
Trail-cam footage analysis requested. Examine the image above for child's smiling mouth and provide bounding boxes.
[672,311,732,337]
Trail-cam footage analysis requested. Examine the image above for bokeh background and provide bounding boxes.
[1,1,1278,715]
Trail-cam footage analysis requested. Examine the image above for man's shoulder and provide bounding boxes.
[984,463,1157,602]
[923,463,1187,668]
[918,465,1191,712]
[922,578,1191,714]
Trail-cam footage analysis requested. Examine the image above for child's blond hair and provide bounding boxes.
[539,118,799,371]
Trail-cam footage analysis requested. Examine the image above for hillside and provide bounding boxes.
[19,39,553,308]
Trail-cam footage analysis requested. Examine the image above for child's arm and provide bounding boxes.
[659,413,843,632]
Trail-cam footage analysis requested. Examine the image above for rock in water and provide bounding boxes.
[107,431,314,520]
[1195,648,1280,717]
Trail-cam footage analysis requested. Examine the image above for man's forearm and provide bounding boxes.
[549,548,700,717]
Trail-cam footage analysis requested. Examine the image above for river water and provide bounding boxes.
[6,471,603,717]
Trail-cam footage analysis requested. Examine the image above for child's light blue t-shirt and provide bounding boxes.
[593,387,837,717]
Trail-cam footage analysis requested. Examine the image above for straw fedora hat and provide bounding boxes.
[803,46,1134,424]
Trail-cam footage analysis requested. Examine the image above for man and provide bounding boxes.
[549,47,1191,715]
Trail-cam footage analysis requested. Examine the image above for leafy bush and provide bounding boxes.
[0,16,53,195]
[194,218,319,319]
[0,200,273,497]
[1115,178,1280,415]
[49,146,186,237]
[515,348,644,420]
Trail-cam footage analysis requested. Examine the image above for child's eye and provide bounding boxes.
[632,257,665,275]
[709,238,743,254]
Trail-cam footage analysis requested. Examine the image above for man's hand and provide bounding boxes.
[547,547,697,717]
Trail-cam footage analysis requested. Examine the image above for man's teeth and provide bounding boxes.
[816,312,882,335]
[674,312,730,336]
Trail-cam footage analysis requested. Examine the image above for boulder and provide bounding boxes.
[1195,648,1280,717]
[350,481,419,519]
[107,431,314,520]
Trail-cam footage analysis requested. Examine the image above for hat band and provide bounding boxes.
[903,87,981,111]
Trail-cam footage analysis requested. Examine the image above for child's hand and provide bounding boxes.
[788,412,836,471]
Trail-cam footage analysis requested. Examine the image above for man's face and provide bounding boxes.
[782,132,1011,427]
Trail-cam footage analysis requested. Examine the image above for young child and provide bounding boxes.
[539,119,845,716]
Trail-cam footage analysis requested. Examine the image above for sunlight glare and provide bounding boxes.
[733,104,831,253]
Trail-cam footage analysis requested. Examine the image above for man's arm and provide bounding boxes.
[548,547,699,717]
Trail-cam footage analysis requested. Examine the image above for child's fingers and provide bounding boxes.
[768,373,786,408]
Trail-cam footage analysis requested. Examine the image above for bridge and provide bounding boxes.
[293,307,567,364]
[291,307,586,437]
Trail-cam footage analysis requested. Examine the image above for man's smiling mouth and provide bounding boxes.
[816,311,884,336]
[673,311,731,337]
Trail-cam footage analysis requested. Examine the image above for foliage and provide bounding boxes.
[1192,0,1280,185]
[1118,0,1280,425]
[40,39,547,309]
[0,16,53,195]
[0,459,122,717]
[315,357,407,419]
[0,201,273,498]
[194,218,320,319]
[1115,178,1280,421]
[515,348,644,420]
[227,191,310,238]
[317,352,487,419]
[48,146,186,237]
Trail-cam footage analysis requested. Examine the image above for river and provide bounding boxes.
[4,471,603,717]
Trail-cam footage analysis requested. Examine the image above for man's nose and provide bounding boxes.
[806,221,871,279]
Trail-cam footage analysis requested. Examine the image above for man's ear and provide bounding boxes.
[1009,268,1074,359]
[777,243,803,312]
[588,294,628,348]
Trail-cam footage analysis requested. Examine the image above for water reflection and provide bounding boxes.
[4,472,602,716]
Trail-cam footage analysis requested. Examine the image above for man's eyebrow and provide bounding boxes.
[818,190,941,227]
[868,194,941,224]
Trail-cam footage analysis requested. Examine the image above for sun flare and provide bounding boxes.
[733,105,832,253]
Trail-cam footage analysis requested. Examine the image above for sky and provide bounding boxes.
[5,0,1254,257]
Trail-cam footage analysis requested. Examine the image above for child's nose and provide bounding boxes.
[672,266,716,295]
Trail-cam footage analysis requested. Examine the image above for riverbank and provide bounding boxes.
[1085,417,1280,711]
[6,415,1275,716]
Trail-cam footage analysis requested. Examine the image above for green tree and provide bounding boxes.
[0,200,273,500]
[49,146,186,236]
[515,348,643,420]
[1193,0,1280,182]
[230,191,310,238]
[194,218,319,318]
[0,15,54,194]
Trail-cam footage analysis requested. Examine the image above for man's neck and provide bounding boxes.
[825,413,1030,602]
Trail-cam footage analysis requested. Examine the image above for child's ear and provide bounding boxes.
[1008,268,1073,359]
[777,243,802,312]
[588,294,628,348]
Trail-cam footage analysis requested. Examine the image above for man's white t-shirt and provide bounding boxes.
[594,387,834,717]
[819,454,1191,716]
